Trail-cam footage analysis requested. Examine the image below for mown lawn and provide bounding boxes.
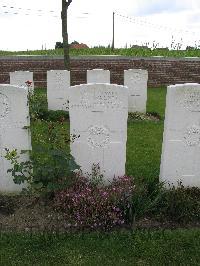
[31,87,167,182]
[126,87,166,180]
[1,229,200,265]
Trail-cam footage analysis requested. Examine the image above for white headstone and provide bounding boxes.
[0,85,31,192]
[69,83,128,181]
[160,83,200,188]
[47,70,70,111]
[87,69,110,83]
[10,71,34,94]
[124,69,148,113]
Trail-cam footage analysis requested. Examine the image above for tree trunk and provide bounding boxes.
[62,0,70,70]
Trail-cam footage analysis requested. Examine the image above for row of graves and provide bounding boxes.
[0,69,200,192]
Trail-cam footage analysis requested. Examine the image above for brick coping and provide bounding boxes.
[0,55,200,61]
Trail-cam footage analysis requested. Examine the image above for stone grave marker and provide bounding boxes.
[0,85,31,192]
[47,70,70,111]
[160,83,200,188]
[124,69,148,113]
[10,71,34,93]
[87,69,110,83]
[69,83,128,181]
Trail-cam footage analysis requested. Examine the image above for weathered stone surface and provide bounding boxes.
[124,69,148,113]
[69,83,128,181]
[10,71,34,93]
[87,69,110,83]
[0,85,31,192]
[160,83,200,188]
[47,70,70,111]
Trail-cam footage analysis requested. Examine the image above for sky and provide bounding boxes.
[0,0,200,51]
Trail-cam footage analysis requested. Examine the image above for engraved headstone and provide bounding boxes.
[10,71,34,93]
[47,70,70,111]
[69,83,128,181]
[124,69,148,113]
[0,85,31,192]
[160,83,200,188]
[87,69,110,83]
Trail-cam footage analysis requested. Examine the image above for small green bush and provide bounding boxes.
[29,92,69,122]
[5,121,79,198]
[128,178,165,225]
[157,184,200,223]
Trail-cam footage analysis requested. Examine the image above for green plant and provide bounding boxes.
[39,110,69,122]
[54,175,134,230]
[29,91,69,122]
[28,91,48,120]
[1,45,200,57]
[128,112,161,122]
[157,183,200,223]
[5,121,79,198]
[128,178,165,226]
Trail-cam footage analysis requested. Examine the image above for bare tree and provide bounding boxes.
[61,0,72,70]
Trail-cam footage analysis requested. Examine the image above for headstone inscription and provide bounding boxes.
[124,69,148,113]
[10,71,34,93]
[69,83,128,181]
[0,85,31,192]
[160,83,200,188]
[47,70,70,111]
[87,69,110,83]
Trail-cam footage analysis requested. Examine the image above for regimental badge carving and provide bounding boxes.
[179,90,200,112]
[87,126,110,148]
[183,125,200,146]
[0,93,10,119]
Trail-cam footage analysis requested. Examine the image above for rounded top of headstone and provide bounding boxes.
[125,68,148,73]
[87,69,105,71]
[168,83,200,89]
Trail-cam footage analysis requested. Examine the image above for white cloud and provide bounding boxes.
[0,0,200,50]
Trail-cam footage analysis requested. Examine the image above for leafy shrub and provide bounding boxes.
[128,178,165,225]
[54,175,134,230]
[156,184,200,223]
[29,91,47,120]
[29,92,69,122]
[5,121,79,198]
[128,112,161,122]
[39,110,69,122]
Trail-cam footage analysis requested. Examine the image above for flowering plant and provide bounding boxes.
[54,175,134,230]
[25,80,32,87]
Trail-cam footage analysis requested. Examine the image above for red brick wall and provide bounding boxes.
[0,55,200,88]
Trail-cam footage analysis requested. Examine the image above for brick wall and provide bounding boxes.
[0,55,200,88]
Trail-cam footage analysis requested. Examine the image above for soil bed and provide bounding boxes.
[0,195,199,233]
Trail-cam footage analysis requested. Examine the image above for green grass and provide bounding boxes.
[0,229,199,265]
[126,87,166,180]
[1,87,200,265]
[126,121,164,180]
[1,47,200,57]
[30,87,167,182]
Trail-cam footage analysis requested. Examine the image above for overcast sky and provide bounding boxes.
[0,0,200,51]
